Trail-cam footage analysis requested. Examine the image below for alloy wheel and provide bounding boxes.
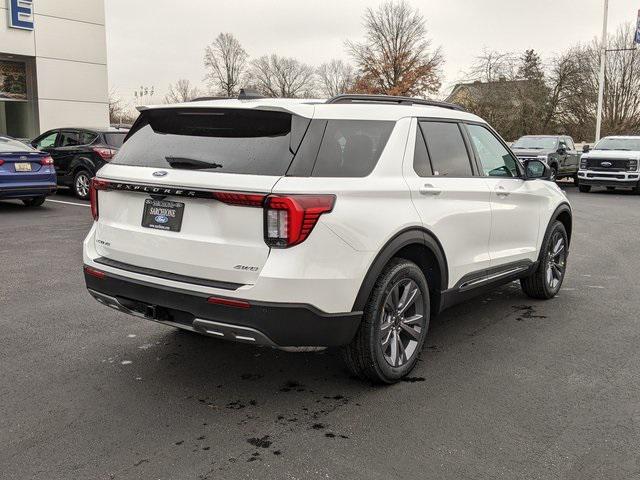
[76,173,90,198]
[546,231,566,290]
[379,279,425,367]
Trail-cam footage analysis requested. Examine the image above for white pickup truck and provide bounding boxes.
[578,136,640,193]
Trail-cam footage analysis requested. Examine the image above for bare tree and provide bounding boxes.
[248,54,316,98]
[346,0,443,97]
[204,33,248,97]
[316,60,355,97]
[164,79,200,104]
[465,49,518,83]
[108,90,137,125]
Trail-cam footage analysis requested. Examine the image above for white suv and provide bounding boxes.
[83,93,572,383]
[577,136,640,193]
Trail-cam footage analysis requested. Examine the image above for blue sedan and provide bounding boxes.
[0,136,57,207]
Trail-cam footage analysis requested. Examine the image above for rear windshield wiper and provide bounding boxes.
[165,156,223,170]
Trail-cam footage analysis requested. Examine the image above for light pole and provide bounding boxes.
[595,0,608,143]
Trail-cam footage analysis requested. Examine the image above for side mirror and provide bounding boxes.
[524,159,551,180]
[582,144,591,153]
[30,141,38,149]
[557,146,567,155]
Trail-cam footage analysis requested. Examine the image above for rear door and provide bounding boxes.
[403,119,492,287]
[56,130,83,176]
[464,123,543,267]
[564,136,579,173]
[93,107,310,286]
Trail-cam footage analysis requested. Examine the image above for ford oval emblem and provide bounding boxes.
[601,161,612,167]
[155,215,169,224]
[153,171,168,177]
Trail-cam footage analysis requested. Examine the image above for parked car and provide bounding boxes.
[30,127,129,199]
[577,136,640,193]
[511,135,580,181]
[82,93,572,383]
[0,135,57,207]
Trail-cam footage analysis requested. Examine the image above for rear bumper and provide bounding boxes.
[578,170,639,187]
[84,266,362,348]
[0,184,57,199]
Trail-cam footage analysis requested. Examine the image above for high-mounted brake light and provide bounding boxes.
[212,192,265,207]
[39,155,54,166]
[93,147,116,161]
[90,178,110,220]
[264,195,336,248]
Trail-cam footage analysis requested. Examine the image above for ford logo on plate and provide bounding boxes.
[155,215,169,224]
[153,171,168,177]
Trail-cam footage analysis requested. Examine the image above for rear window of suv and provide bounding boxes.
[113,108,310,176]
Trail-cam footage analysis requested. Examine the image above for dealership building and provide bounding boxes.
[0,0,109,139]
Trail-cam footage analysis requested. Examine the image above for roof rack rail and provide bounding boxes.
[326,94,465,112]
[189,96,230,102]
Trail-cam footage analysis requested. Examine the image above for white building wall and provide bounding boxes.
[0,0,109,133]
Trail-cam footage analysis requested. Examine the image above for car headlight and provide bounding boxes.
[629,159,638,171]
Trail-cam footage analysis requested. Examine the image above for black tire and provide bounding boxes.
[550,165,558,182]
[579,185,591,193]
[573,173,579,185]
[342,258,430,384]
[521,221,568,300]
[73,170,92,200]
[22,196,46,207]
[633,182,640,195]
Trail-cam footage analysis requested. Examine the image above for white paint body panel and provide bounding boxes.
[83,100,570,315]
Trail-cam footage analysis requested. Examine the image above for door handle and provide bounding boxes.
[496,186,510,197]
[419,184,441,196]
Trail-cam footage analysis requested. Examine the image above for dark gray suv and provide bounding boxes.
[511,135,580,182]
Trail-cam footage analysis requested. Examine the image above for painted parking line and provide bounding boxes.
[46,199,90,208]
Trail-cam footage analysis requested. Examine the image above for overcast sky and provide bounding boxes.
[105,0,637,106]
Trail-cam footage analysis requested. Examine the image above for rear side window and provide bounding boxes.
[113,108,310,176]
[60,131,80,147]
[420,121,472,177]
[81,132,99,145]
[0,136,32,152]
[103,133,126,148]
[311,120,394,177]
[413,126,432,177]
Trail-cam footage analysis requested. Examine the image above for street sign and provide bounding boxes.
[7,0,34,31]
[636,9,640,44]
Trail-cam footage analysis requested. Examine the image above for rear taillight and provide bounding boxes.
[264,195,335,248]
[90,178,110,220]
[0,159,4,166]
[40,155,54,166]
[93,147,116,161]
[212,192,265,207]
[84,266,106,279]
[207,296,251,309]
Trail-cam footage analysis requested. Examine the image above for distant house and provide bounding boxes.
[446,79,534,107]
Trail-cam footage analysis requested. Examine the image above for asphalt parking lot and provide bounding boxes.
[1,185,639,480]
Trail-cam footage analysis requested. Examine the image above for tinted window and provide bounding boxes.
[35,132,58,149]
[420,121,472,177]
[81,132,99,145]
[467,124,518,177]
[564,137,575,150]
[512,136,558,150]
[413,126,432,177]
[113,108,309,176]
[311,120,394,177]
[60,131,80,147]
[103,133,126,148]
[0,136,32,152]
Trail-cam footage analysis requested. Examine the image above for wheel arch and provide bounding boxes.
[352,228,449,314]
[70,157,96,177]
[549,202,572,246]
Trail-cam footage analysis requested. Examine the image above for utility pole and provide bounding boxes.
[595,0,609,143]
